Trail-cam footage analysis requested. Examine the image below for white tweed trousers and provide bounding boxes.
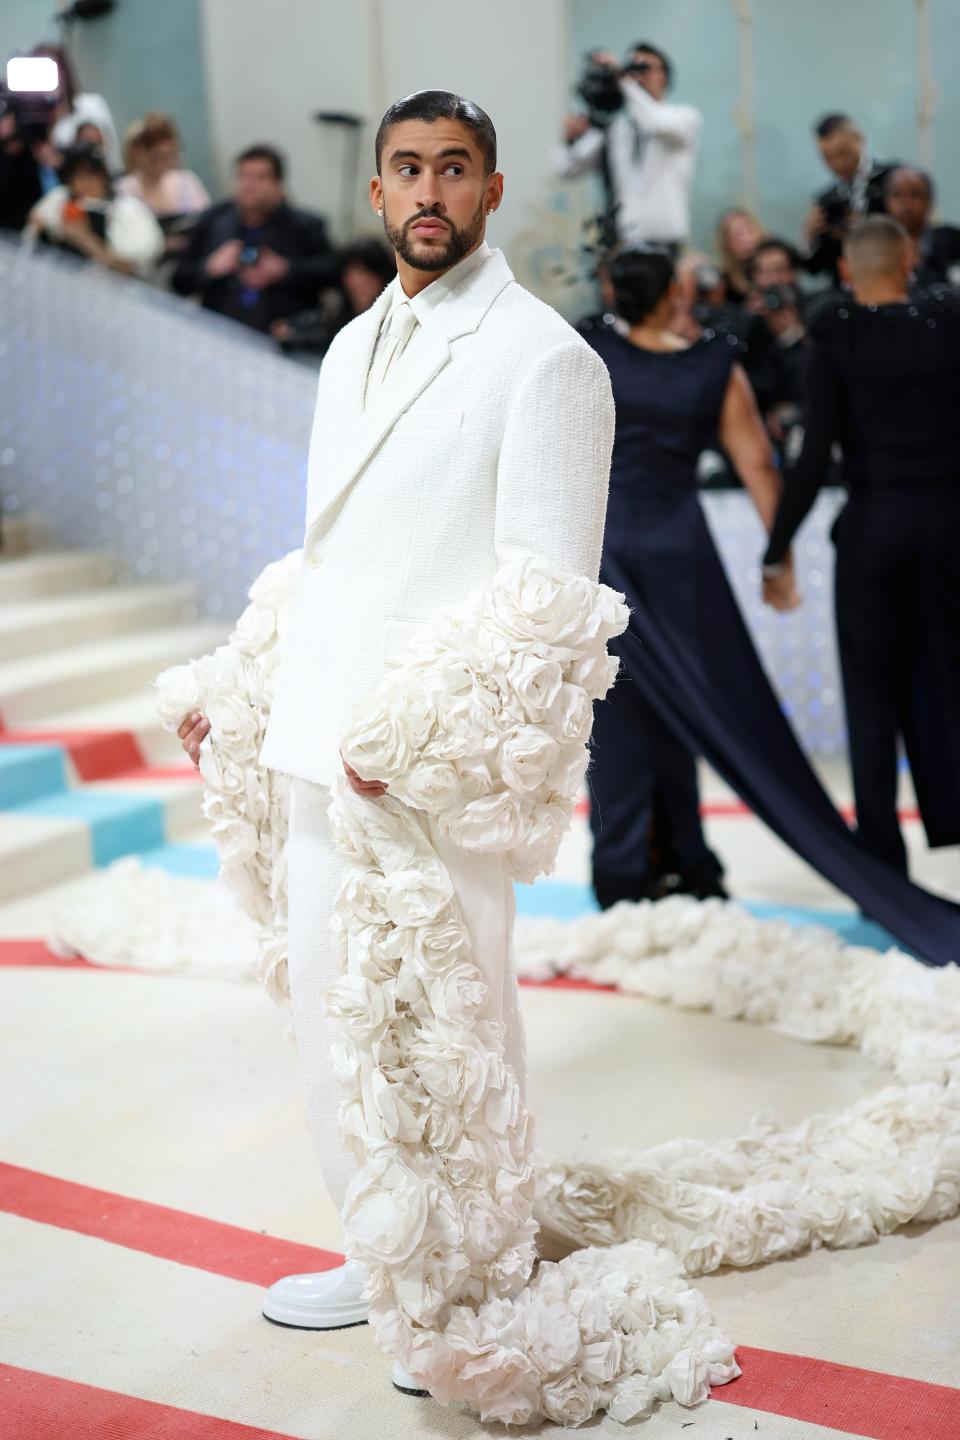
[287,777,528,1211]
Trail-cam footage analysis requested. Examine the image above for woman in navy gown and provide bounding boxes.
[584,248,960,966]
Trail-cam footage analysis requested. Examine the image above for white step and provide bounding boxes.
[0,512,47,559]
[0,812,91,903]
[0,550,117,603]
[87,775,206,838]
[0,624,227,724]
[0,583,198,661]
[27,691,189,765]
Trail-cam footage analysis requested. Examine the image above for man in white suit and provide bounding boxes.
[178,91,614,1356]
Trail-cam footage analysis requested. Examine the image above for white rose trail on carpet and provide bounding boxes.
[131,550,956,1421]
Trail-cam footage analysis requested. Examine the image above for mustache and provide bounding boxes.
[405,211,450,229]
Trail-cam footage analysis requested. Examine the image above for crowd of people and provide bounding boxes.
[0,44,396,360]
[4,37,960,394]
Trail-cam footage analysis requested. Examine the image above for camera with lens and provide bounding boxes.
[822,194,850,231]
[576,52,624,125]
[239,243,260,267]
[0,83,56,148]
[759,283,798,313]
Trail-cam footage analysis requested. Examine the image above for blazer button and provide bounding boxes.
[307,552,322,569]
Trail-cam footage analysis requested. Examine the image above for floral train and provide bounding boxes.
[140,551,959,1425]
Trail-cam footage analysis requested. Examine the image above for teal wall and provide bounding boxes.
[0,0,213,188]
[570,0,959,253]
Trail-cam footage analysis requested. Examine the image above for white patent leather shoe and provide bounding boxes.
[392,1360,430,1397]
[261,1261,369,1330]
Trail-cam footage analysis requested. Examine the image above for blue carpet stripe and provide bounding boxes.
[14,790,167,867]
[138,843,221,880]
[0,744,67,808]
[516,879,891,952]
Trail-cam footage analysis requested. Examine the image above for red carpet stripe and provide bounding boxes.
[0,1163,342,1287]
[2,1169,957,1433]
[0,1365,305,1440]
[0,728,144,780]
[0,940,96,969]
[573,794,921,823]
[0,941,619,990]
[717,1345,960,1439]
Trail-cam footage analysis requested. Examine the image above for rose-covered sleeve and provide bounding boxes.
[340,555,628,883]
[154,549,302,1002]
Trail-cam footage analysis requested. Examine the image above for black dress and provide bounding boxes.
[585,323,960,967]
[765,290,960,870]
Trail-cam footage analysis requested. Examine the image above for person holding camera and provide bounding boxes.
[742,238,807,452]
[24,142,164,277]
[802,114,897,285]
[171,144,339,334]
[554,41,701,249]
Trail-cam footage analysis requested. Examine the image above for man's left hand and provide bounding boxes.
[238,246,290,290]
[762,554,801,611]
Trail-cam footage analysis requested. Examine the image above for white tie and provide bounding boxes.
[370,299,419,392]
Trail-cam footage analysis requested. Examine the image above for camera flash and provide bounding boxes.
[6,56,60,94]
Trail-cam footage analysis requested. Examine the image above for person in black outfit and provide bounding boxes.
[585,247,792,906]
[884,166,960,289]
[802,114,897,286]
[586,246,960,965]
[740,238,807,457]
[764,215,960,875]
[272,238,395,360]
[171,145,339,333]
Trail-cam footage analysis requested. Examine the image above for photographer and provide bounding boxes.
[742,239,807,452]
[24,143,163,277]
[554,41,701,249]
[802,113,897,285]
[171,144,339,334]
[0,57,65,232]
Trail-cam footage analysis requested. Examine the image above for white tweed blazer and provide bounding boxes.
[260,246,615,786]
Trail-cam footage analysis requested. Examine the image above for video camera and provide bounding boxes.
[0,55,60,147]
[576,49,661,127]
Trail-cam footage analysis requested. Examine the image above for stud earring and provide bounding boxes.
[377,209,383,217]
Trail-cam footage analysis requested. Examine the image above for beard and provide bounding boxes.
[383,200,485,272]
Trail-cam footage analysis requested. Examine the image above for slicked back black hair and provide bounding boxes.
[375,90,497,175]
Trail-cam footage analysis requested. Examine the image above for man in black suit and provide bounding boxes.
[171,144,340,334]
[764,217,960,872]
[884,166,960,288]
[802,114,897,285]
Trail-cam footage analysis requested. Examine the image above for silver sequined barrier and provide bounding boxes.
[0,240,846,754]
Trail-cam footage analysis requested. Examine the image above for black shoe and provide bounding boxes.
[675,851,729,901]
[592,871,664,910]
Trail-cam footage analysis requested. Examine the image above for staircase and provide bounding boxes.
[0,516,226,904]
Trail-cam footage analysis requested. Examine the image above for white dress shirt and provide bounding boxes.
[554,81,701,246]
[365,241,492,404]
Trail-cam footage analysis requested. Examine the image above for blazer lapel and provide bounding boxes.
[307,250,515,539]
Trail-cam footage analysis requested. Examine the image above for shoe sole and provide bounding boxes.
[393,1380,430,1398]
[261,1312,368,1332]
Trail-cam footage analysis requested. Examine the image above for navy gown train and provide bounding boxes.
[584,323,960,967]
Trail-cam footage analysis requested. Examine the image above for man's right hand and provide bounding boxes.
[804,204,828,243]
[205,239,243,279]
[178,712,210,768]
[563,113,592,143]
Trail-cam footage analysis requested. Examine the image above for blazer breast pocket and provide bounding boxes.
[393,407,464,435]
